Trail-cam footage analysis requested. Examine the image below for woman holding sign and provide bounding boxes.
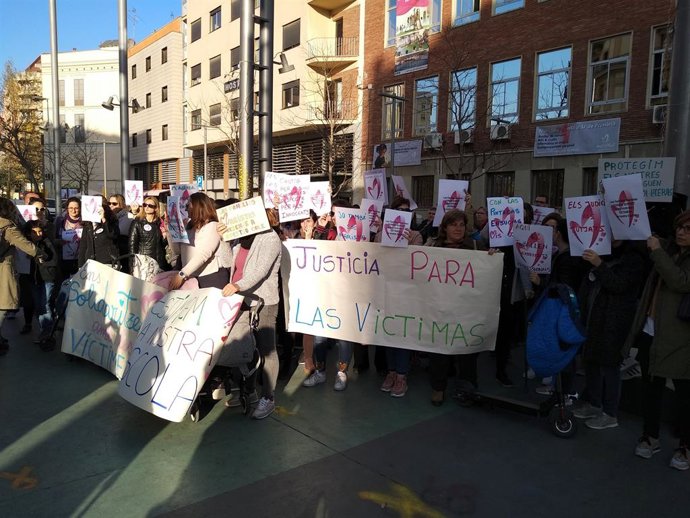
[56,197,83,278]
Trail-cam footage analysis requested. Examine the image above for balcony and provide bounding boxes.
[305,37,359,74]
[308,0,356,10]
[305,99,358,124]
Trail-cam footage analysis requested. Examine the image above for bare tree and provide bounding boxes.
[47,129,102,193]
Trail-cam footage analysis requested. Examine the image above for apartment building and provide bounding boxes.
[128,18,186,189]
[361,0,675,209]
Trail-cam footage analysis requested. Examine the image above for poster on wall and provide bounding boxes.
[533,118,621,157]
[394,0,431,76]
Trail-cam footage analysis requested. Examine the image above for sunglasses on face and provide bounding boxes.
[109,202,119,206]
[36,208,46,212]
[143,203,157,209]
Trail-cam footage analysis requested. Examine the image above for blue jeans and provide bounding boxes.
[313,336,354,368]
[32,281,55,333]
[385,347,411,375]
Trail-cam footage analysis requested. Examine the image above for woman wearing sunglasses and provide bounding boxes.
[128,196,170,281]
[78,196,120,268]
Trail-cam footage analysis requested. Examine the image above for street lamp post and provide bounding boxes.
[118,0,130,189]
[48,0,62,212]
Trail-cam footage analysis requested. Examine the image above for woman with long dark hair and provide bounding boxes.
[78,196,120,268]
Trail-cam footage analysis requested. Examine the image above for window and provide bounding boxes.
[282,80,300,108]
[649,25,672,106]
[230,46,241,71]
[191,18,201,42]
[144,93,151,109]
[191,109,202,130]
[486,172,515,197]
[587,33,631,114]
[454,0,480,26]
[191,63,201,86]
[73,79,84,107]
[231,0,240,21]
[532,169,564,209]
[494,0,524,15]
[491,57,521,124]
[210,6,222,32]
[382,84,404,139]
[386,0,442,47]
[58,80,65,107]
[131,64,137,79]
[535,47,571,120]
[209,54,221,79]
[449,67,477,131]
[413,76,439,136]
[210,103,222,126]
[283,19,300,51]
[145,56,151,72]
[59,114,66,143]
[161,86,168,103]
[254,37,260,65]
[74,114,85,143]
[162,124,168,141]
[582,167,599,196]
[412,175,435,208]
[146,129,152,144]
[132,133,138,148]
[161,46,168,64]
[230,97,240,121]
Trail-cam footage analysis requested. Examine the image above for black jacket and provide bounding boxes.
[128,218,169,270]
[78,219,120,267]
[32,238,59,282]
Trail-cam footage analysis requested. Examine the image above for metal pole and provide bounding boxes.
[103,141,107,196]
[238,0,254,200]
[203,126,208,193]
[118,0,130,188]
[259,0,274,190]
[389,98,396,180]
[48,0,61,210]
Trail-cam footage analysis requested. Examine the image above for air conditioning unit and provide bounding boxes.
[652,104,667,125]
[454,129,473,145]
[423,132,443,149]
[490,123,511,141]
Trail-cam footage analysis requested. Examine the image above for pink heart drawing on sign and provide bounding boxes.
[611,190,636,227]
[367,204,378,226]
[338,215,365,241]
[492,207,516,236]
[582,204,603,247]
[367,178,381,200]
[218,297,242,328]
[525,232,545,267]
[284,186,303,210]
[311,190,325,211]
[265,189,276,206]
[127,184,139,203]
[22,209,31,220]
[86,197,98,215]
[442,191,461,212]
[180,189,191,203]
[140,291,165,315]
[383,215,405,242]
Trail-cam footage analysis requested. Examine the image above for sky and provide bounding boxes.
[0,0,180,71]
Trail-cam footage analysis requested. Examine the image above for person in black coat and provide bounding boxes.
[25,220,59,344]
[128,196,170,279]
[78,196,120,268]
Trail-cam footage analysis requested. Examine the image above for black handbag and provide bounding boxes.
[677,294,690,321]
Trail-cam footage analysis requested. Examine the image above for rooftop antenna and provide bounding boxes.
[128,7,140,40]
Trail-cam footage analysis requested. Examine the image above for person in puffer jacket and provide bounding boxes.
[129,196,170,279]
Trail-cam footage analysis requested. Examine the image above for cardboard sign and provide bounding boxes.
[281,240,503,354]
[334,207,370,242]
[512,223,552,274]
[308,181,332,216]
[381,208,412,248]
[602,174,652,240]
[167,196,190,244]
[117,289,244,422]
[125,180,144,206]
[216,196,270,241]
[598,157,675,202]
[16,205,37,222]
[433,180,468,227]
[363,169,388,202]
[61,228,83,260]
[533,206,556,225]
[487,197,524,247]
[565,195,612,256]
[391,175,418,210]
[361,198,384,233]
[81,195,102,223]
[170,184,198,220]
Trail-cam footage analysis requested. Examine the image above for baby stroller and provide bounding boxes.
[526,283,587,438]
[189,295,265,422]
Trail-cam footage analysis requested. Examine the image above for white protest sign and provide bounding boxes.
[334,207,370,242]
[167,196,190,244]
[487,197,524,247]
[391,175,418,209]
[16,205,37,222]
[216,196,270,241]
[61,228,82,260]
[602,174,652,240]
[513,223,552,274]
[118,289,244,422]
[381,208,412,248]
[81,195,102,223]
[565,195,612,256]
[433,180,468,227]
[361,198,384,233]
[125,180,144,206]
[363,169,388,202]
[599,157,675,202]
[281,240,503,354]
[170,184,198,220]
[533,206,556,225]
[61,260,168,378]
[262,171,284,208]
[308,181,332,216]
[277,175,311,223]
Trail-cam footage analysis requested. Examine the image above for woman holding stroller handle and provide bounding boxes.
[129,196,170,281]
[628,210,690,471]
[78,196,120,268]
[56,196,83,278]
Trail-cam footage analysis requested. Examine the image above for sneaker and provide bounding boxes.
[334,371,347,391]
[670,447,690,471]
[522,367,536,380]
[380,371,396,392]
[390,375,408,398]
[225,390,259,408]
[586,413,619,430]
[302,370,326,387]
[536,385,554,396]
[635,436,661,459]
[252,397,275,420]
[573,402,602,419]
[211,383,226,400]
[496,372,514,387]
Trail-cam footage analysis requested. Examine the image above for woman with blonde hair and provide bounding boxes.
[129,196,170,281]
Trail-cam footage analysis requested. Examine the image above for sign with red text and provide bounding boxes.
[565,195,612,256]
[602,174,652,240]
[262,172,310,222]
[391,175,418,209]
[364,169,388,202]
[599,157,675,202]
[334,207,370,242]
[361,198,384,233]
[170,184,198,220]
[433,179,468,226]
[487,197,524,247]
[281,240,503,354]
[381,208,412,248]
[308,181,332,216]
[512,223,552,274]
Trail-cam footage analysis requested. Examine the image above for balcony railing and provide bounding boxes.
[306,37,359,60]
[306,100,358,122]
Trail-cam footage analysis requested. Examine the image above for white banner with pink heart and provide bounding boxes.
[487,197,524,247]
[381,208,412,247]
[433,179,468,226]
[335,207,370,242]
[602,174,652,240]
[308,181,332,216]
[16,204,37,222]
[361,198,384,233]
[512,223,552,274]
[363,169,388,203]
[262,172,310,222]
[565,195,612,256]
[125,180,144,206]
[81,195,103,223]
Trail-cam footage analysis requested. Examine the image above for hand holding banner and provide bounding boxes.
[565,195,611,256]
[602,174,652,240]
[513,223,552,273]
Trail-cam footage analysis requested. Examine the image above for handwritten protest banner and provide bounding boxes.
[125,180,144,206]
[533,206,556,225]
[433,180,468,226]
[16,205,37,222]
[281,240,503,354]
[598,157,675,202]
[61,260,167,379]
[364,169,388,202]
[335,207,369,242]
[81,195,102,223]
[308,181,332,216]
[361,198,384,233]
[167,196,190,244]
[381,208,412,247]
[61,228,82,260]
[170,184,198,220]
[117,289,244,422]
[216,196,270,241]
[565,195,612,256]
[262,172,310,222]
[602,174,652,240]
[391,175,418,209]
[487,197,524,247]
[513,223,552,273]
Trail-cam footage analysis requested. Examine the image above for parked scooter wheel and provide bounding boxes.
[240,395,249,415]
[549,407,576,438]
